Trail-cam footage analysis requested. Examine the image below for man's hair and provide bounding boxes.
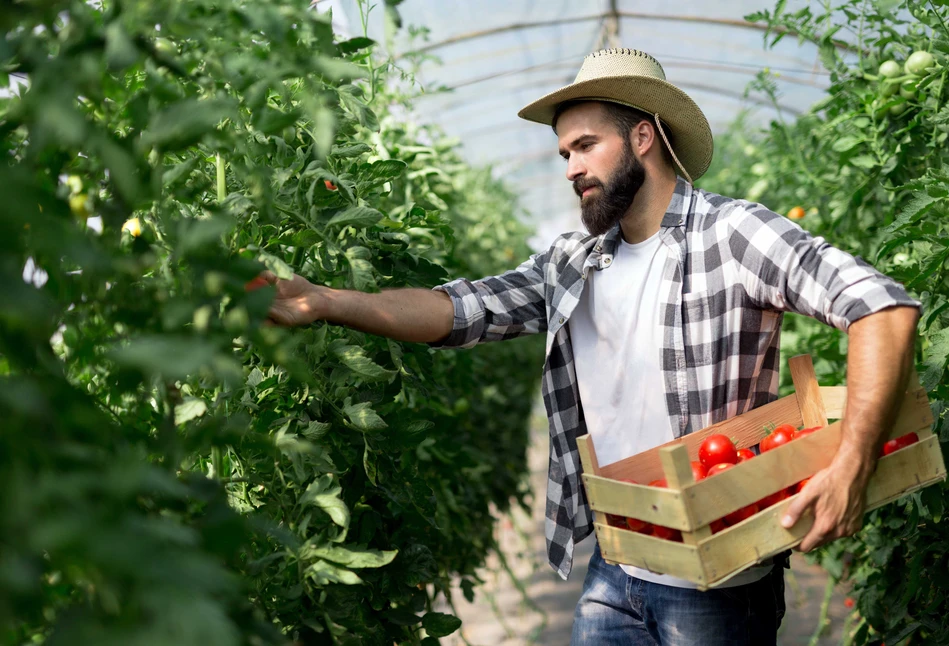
[551,100,674,168]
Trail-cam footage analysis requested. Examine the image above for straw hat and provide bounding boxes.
[518,48,713,183]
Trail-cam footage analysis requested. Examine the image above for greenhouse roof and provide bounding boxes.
[316,1,835,247]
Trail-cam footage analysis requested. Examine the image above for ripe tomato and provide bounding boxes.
[736,448,756,462]
[604,514,625,528]
[881,432,919,456]
[698,434,738,470]
[709,518,727,534]
[650,525,682,542]
[794,477,811,494]
[649,478,668,488]
[706,462,734,477]
[690,461,708,482]
[725,502,759,526]
[757,487,790,510]
[626,517,649,533]
[796,426,822,438]
[324,179,338,191]
[787,206,805,220]
[759,424,797,453]
[245,276,270,291]
[844,597,855,609]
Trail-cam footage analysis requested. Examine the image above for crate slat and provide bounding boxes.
[789,355,828,428]
[819,386,847,419]
[582,473,691,530]
[594,523,705,584]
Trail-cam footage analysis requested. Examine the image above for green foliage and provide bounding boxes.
[701,2,949,643]
[0,1,541,644]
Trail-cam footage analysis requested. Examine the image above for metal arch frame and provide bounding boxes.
[401,12,859,56]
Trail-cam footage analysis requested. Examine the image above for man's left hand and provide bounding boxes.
[780,455,871,552]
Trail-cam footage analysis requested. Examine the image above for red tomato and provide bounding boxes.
[881,432,919,456]
[626,517,649,533]
[324,179,338,191]
[245,276,269,291]
[605,514,626,528]
[706,462,734,477]
[699,434,739,470]
[757,487,790,509]
[649,478,668,488]
[844,597,855,609]
[736,448,756,462]
[709,518,727,534]
[690,461,708,482]
[650,525,683,542]
[794,477,811,494]
[760,424,798,453]
[725,502,759,526]
[797,426,822,438]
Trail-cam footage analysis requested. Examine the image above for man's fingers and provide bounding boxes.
[781,485,817,529]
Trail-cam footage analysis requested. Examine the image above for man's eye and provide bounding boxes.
[581,142,594,151]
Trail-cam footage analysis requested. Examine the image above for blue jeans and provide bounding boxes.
[571,544,785,645]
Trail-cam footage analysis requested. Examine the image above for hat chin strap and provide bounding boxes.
[654,113,692,184]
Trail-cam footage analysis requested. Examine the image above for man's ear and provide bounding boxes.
[632,120,658,157]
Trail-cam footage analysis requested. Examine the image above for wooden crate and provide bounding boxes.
[577,354,945,590]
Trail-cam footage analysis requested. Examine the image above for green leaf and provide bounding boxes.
[885,193,939,234]
[421,612,462,638]
[258,252,294,279]
[163,157,200,188]
[345,246,378,292]
[306,560,362,585]
[308,545,397,568]
[361,159,407,186]
[343,400,387,432]
[832,135,864,153]
[332,344,396,381]
[327,206,383,229]
[332,143,372,158]
[385,608,421,626]
[301,475,350,528]
[175,398,208,425]
[181,215,235,254]
[921,328,949,390]
[142,98,237,151]
[337,37,375,54]
[104,21,138,70]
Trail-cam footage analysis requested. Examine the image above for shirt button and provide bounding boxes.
[558,317,565,324]
[604,258,612,265]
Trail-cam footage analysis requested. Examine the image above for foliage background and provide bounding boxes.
[699,1,949,643]
[0,1,542,644]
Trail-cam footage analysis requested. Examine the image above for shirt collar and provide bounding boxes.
[592,176,693,258]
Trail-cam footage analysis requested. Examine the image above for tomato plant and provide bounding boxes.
[701,1,949,641]
[0,0,543,644]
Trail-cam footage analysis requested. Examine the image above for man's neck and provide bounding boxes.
[618,172,678,244]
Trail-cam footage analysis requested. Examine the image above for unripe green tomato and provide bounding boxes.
[881,80,899,97]
[871,99,889,119]
[281,126,296,145]
[879,60,902,78]
[905,51,935,76]
[900,79,918,99]
[69,193,90,219]
[890,102,909,116]
[155,37,177,55]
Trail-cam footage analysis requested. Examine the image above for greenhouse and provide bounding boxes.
[1,1,947,645]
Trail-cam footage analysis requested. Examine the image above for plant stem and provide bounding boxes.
[808,575,835,646]
[216,153,226,203]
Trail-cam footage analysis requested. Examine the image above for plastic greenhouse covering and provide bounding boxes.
[315,1,844,248]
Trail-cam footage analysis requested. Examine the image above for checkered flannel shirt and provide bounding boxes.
[431,176,920,580]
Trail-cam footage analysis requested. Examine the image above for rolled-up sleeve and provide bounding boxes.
[727,205,922,330]
[429,250,549,349]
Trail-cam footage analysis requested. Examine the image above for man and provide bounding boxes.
[263,48,920,645]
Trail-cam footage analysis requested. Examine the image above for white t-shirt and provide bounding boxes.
[569,230,771,588]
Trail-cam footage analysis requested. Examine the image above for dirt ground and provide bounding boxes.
[441,408,855,646]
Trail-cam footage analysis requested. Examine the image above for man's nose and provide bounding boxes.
[566,157,585,182]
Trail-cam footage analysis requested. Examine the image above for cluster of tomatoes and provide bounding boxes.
[607,424,923,542]
[605,424,821,541]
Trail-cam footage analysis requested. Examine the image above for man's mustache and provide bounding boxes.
[574,178,603,198]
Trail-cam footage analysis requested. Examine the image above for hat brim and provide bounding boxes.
[517,76,713,181]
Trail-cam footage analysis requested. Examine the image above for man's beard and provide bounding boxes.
[574,141,646,236]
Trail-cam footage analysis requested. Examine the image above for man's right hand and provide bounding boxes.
[253,270,325,327]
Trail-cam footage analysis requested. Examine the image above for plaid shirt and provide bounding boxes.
[432,177,920,579]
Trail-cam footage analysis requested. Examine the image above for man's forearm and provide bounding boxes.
[315,286,455,344]
[835,305,920,478]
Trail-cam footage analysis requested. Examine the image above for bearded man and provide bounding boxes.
[262,48,920,645]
